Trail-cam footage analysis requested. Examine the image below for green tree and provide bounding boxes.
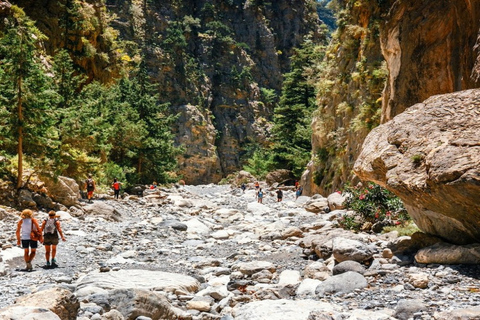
[271,40,321,176]
[119,61,180,184]
[0,6,60,188]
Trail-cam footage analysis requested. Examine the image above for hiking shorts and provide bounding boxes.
[43,233,59,246]
[21,240,38,249]
[87,190,94,198]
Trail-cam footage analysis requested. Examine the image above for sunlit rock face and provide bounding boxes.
[354,89,480,245]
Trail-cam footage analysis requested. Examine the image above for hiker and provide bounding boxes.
[257,188,264,204]
[254,181,260,190]
[295,185,303,200]
[150,181,157,189]
[16,209,42,271]
[41,211,66,267]
[84,174,96,203]
[276,187,283,202]
[241,183,246,193]
[111,178,122,199]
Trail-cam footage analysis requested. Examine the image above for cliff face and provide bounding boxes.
[307,0,480,195]
[304,0,386,195]
[106,0,323,184]
[8,0,322,184]
[10,0,123,83]
[381,0,480,122]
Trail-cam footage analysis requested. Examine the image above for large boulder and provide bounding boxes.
[43,176,80,207]
[15,287,79,320]
[265,169,295,186]
[354,89,480,244]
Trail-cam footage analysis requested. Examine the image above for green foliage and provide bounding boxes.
[243,148,276,179]
[383,221,420,236]
[343,182,410,230]
[0,6,61,187]
[271,40,321,176]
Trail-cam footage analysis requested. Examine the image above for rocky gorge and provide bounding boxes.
[0,181,479,320]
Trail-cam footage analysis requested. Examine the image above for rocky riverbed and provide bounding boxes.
[0,183,479,320]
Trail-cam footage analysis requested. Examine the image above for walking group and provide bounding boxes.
[16,209,66,271]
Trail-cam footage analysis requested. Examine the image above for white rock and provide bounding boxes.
[278,270,301,286]
[296,278,322,296]
[233,299,338,320]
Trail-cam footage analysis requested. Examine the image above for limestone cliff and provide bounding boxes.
[307,0,480,195]
[105,0,324,184]
[381,0,480,122]
[8,0,323,184]
[304,0,386,195]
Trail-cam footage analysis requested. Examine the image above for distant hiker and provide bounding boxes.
[16,209,42,271]
[111,178,122,199]
[150,181,157,189]
[41,211,66,268]
[84,174,96,203]
[241,183,246,193]
[254,181,260,190]
[276,188,283,202]
[295,185,303,200]
[257,188,264,204]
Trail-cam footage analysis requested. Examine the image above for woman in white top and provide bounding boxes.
[16,209,42,271]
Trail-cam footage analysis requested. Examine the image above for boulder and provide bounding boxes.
[76,269,200,295]
[354,89,480,245]
[0,306,61,319]
[332,260,365,275]
[32,192,55,209]
[18,189,36,208]
[332,238,373,263]
[232,299,338,320]
[42,176,80,207]
[304,197,329,214]
[393,299,427,320]
[98,289,177,320]
[15,287,79,320]
[83,202,122,222]
[415,242,480,265]
[265,169,295,186]
[315,271,368,297]
[327,192,345,211]
[233,170,256,186]
[433,306,480,320]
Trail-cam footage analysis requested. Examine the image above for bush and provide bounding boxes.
[342,182,410,230]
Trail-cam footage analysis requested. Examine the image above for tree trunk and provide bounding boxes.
[16,77,23,190]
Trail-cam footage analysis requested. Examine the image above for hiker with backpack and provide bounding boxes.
[257,188,264,204]
[111,178,122,199]
[84,174,96,203]
[41,211,66,268]
[16,209,43,271]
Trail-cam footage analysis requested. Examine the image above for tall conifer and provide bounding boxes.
[0,6,60,188]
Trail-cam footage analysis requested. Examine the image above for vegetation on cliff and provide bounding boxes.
[0,5,179,189]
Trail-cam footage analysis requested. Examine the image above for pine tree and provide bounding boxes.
[271,41,319,177]
[0,6,60,188]
[120,60,180,184]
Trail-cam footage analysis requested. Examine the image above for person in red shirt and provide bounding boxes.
[112,178,122,199]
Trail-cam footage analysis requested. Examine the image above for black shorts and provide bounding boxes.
[43,233,59,246]
[21,240,38,249]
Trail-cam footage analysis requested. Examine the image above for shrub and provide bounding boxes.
[343,182,410,230]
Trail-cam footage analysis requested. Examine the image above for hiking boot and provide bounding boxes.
[26,262,32,270]
[51,258,57,267]
[46,261,51,267]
